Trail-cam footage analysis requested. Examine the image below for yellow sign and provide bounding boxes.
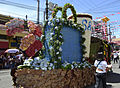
[101,17,110,23]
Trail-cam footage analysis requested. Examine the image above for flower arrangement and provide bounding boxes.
[46,17,86,68]
[18,56,92,70]
[5,18,25,36]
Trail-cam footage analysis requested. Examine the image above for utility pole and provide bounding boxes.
[109,24,112,43]
[26,15,27,21]
[46,0,48,24]
[37,0,40,24]
[43,11,45,22]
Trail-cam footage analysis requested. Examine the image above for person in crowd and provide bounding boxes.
[113,51,119,63]
[94,46,110,88]
[0,55,4,69]
[10,52,24,86]
[1,55,7,69]
[111,52,114,61]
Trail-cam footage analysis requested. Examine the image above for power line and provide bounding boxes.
[93,1,120,11]
[86,0,119,11]
[71,0,89,12]
[97,5,120,11]
[0,0,45,12]
[85,0,108,11]
[0,9,37,20]
[0,10,43,23]
[84,10,120,13]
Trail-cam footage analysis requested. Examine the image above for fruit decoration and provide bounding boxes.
[5,18,24,36]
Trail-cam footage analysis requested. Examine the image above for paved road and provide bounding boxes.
[0,69,13,88]
[86,61,120,88]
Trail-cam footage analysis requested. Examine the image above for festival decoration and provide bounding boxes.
[20,34,35,51]
[12,3,97,88]
[5,18,43,57]
[45,3,86,68]
[18,56,91,70]
[28,21,42,37]
[93,12,120,20]
[52,6,62,18]
[25,40,42,57]
[19,32,43,57]
[5,18,25,36]
[62,3,77,23]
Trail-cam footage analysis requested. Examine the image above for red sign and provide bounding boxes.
[0,41,9,48]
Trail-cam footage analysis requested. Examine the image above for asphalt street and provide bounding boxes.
[0,69,13,88]
[0,60,120,88]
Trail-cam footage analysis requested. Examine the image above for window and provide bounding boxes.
[0,35,7,39]
[11,42,18,47]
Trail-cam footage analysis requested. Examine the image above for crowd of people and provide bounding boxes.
[0,52,24,69]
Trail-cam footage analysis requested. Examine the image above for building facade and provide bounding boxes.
[0,14,28,55]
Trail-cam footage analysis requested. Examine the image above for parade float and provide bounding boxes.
[5,3,95,88]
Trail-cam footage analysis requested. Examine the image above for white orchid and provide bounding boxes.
[59,47,62,51]
[50,46,53,50]
[48,67,52,70]
[34,57,40,61]
[56,52,59,55]
[58,57,61,60]
[61,18,65,22]
[48,21,51,25]
[50,33,54,36]
[56,19,59,22]
[73,24,77,26]
[23,59,32,66]
[55,26,58,30]
[59,23,62,25]
[50,37,53,40]
[54,61,57,63]
[41,67,47,71]
[71,65,74,69]
[59,35,63,38]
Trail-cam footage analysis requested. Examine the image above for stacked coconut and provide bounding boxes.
[15,66,95,88]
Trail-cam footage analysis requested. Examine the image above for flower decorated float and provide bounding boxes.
[6,3,95,88]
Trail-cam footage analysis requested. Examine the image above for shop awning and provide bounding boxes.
[0,41,9,48]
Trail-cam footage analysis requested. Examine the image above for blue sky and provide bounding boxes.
[0,0,120,38]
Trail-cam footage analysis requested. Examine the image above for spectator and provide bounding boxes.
[114,51,119,63]
[0,55,3,69]
[94,52,109,88]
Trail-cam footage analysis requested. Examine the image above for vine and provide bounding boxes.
[62,3,77,23]
[52,7,62,18]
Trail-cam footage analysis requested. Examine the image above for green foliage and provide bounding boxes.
[43,3,86,69]
[62,3,77,23]
[52,7,62,18]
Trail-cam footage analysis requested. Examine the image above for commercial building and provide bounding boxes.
[0,14,28,55]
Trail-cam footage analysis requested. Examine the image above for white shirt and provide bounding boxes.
[94,60,107,73]
[114,53,118,58]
